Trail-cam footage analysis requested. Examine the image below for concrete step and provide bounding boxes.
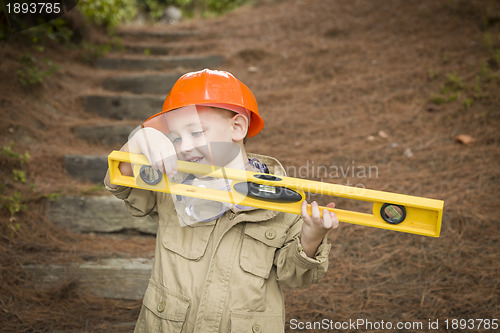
[24,258,152,300]
[72,124,137,146]
[48,195,158,235]
[96,54,224,71]
[64,155,108,183]
[101,73,181,94]
[81,95,164,120]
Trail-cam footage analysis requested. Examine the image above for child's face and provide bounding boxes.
[164,106,238,165]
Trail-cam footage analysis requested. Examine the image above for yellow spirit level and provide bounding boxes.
[108,151,443,237]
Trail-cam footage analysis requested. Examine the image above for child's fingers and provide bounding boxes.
[326,202,336,209]
[311,201,321,223]
[322,209,333,229]
[301,200,312,223]
[161,152,177,177]
[330,211,340,229]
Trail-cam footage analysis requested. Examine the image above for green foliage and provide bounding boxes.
[40,18,75,45]
[428,24,500,110]
[428,67,495,108]
[78,0,138,29]
[0,8,75,42]
[1,144,30,164]
[463,97,474,109]
[427,69,439,80]
[80,41,113,63]
[79,37,124,63]
[44,192,63,201]
[4,191,27,218]
[429,92,456,105]
[203,0,245,13]
[144,0,167,20]
[13,169,26,183]
[17,53,61,87]
[442,72,464,93]
[429,72,464,105]
[0,144,32,233]
[140,0,249,20]
[482,33,494,51]
[81,184,106,195]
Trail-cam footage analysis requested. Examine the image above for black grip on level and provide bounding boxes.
[233,181,303,203]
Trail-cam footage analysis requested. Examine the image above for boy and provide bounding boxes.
[104,69,338,332]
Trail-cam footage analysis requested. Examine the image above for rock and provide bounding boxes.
[124,44,172,55]
[96,55,224,71]
[404,148,414,158]
[163,6,182,24]
[64,155,108,184]
[24,258,153,300]
[116,30,198,40]
[47,195,157,235]
[81,95,164,120]
[378,130,389,139]
[64,155,108,183]
[101,73,181,94]
[72,124,138,146]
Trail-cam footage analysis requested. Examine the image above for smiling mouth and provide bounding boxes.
[187,157,204,163]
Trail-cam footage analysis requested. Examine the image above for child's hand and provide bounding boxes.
[300,200,339,258]
[128,127,178,177]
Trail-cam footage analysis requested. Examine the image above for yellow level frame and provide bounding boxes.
[108,151,443,237]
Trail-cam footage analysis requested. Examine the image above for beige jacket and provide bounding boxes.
[108,153,331,333]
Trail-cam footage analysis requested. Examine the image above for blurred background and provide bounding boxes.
[1,0,499,331]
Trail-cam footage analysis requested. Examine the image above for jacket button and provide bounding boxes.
[157,300,166,313]
[265,228,276,240]
[252,324,262,333]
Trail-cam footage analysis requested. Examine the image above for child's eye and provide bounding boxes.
[171,137,181,145]
[192,130,204,137]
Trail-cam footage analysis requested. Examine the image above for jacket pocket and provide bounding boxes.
[240,222,287,279]
[161,220,214,260]
[136,280,190,333]
[230,310,284,333]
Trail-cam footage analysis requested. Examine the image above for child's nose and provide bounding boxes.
[179,136,195,153]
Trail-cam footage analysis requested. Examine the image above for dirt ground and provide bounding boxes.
[1,0,499,331]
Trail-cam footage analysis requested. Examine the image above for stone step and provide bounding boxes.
[24,258,152,300]
[96,54,224,71]
[51,322,137,333]
[116,29,198,40]
[81,95,164,120]
[122,41,216,56]
[50,322,137,333]
[72,124,137,146]
[48,195,157,235]
[101,73,181,94]
[64,155,108,183]
[123,44,172,55]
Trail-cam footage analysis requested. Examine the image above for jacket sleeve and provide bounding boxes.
[274,215,331,288]
[106,184,158,218]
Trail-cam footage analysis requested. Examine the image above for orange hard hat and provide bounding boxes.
[144,69,264,138]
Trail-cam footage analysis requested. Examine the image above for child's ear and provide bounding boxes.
[231,114,249,142]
